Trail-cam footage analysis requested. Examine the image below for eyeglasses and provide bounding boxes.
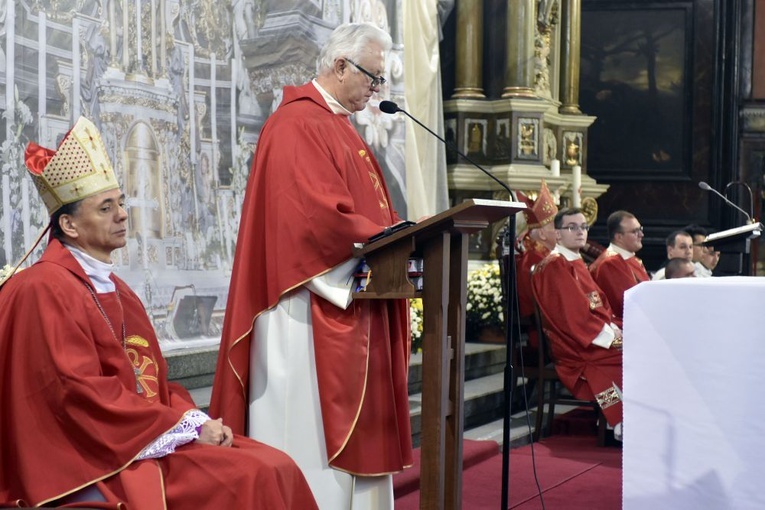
[345,58,386,88]
[693,243,717,254]
[619,227,644,235]
[558,224,590,233]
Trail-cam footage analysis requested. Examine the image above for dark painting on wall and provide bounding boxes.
[580,2,693,181]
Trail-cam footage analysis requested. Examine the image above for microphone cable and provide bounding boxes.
[499,230,547,510]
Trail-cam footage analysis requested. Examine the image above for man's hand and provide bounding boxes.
[196,418,233,447]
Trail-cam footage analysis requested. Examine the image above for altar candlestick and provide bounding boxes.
[572,165,582,207]
[550,159,560,177]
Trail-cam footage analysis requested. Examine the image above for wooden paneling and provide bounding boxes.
[753,0,765,98]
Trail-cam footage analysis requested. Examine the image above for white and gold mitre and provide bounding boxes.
[24,116,118,215]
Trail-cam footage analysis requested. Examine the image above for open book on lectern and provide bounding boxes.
[701,222,764,247]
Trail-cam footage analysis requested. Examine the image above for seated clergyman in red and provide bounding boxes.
[0,117,318,509]
[589,210,650,321]
[515,180,558,348]
[532,208,623,437]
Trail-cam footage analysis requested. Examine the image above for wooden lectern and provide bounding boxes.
[353,199,524,510]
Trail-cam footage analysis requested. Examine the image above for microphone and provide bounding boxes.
[699,181,754,223]
[378,100,516,200]
[724,181,755,223]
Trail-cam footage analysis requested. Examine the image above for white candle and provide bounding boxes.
[572,165,582,207]
[550,159,560,177]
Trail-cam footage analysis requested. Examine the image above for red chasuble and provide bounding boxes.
[210,83,413,475]
[0,240,317,509]
[531,253,623,426]
[515,236,550,349]
[589,249,649,321]
[516,236,551,319]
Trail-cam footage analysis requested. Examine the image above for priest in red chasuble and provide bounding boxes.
[515,180,558,348]
[531,208,624,433]
[589,210,650,321]
[0,117,317,509]
[209,23,412,510]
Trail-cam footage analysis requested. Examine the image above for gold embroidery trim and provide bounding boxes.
[595,385,621,409]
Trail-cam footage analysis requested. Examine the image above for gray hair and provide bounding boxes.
[317,23,392,74]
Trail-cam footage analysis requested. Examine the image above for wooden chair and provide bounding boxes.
[506,314,539,413]
[531,304,608,446]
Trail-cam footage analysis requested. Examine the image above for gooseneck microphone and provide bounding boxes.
[699,181,754,223]
[378,100,516,200]
[724,181,755,223]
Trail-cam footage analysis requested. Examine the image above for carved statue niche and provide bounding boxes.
[563,131,583,166]
[468,122,484,155]
[565,140,580,165]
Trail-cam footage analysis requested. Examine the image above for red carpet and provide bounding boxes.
[393,436,621,509]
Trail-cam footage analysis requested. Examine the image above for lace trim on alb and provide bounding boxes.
[136,409,210,460]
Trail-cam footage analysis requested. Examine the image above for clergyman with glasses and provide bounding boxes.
[210,23,412,509]
[685,223,720,277]
[531,208,624,440]
[589,210,650,321]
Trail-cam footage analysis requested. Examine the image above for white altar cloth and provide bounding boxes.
[622,276,765,510]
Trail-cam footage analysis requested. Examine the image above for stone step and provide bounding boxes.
[407,342,506,395]
[165,346,218,391]
[169,343,598,454]
[166,342,510,441]
[166,342,507,402]
[408,370,508,448]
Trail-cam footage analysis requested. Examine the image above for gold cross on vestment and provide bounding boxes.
[132,355,159,397]
[84,127,98,151]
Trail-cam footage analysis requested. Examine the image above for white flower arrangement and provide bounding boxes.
[409,263,504,348]
[0,264,17,286]
[410,297,423,353]
[466,263,505,333]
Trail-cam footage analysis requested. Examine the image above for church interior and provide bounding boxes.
[1,0,764,509]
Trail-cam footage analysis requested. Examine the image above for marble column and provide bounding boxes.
[135,0,143,72]
[452,0,485,99]
[160,0,167,76]
[38,12,47,119]
[72,15,81,119]
[151,0,157,77]
[2,175,10,265]
[122,0,130,70]
[559,0,582,114]
[109,0,117,66]
[502,0,535,98]
[210,52,217,182]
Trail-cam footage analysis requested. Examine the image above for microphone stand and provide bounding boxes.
[699,180,758,275]
[379,101,520,510]
[497,220,519,510]
[725,181,755,224]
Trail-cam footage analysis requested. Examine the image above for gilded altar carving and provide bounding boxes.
[534,0,559,98]
[581,197,598,225]
[465,119,487,156]
[517,117,539,159]
[543,127,557,164]
[563,131,583,166]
